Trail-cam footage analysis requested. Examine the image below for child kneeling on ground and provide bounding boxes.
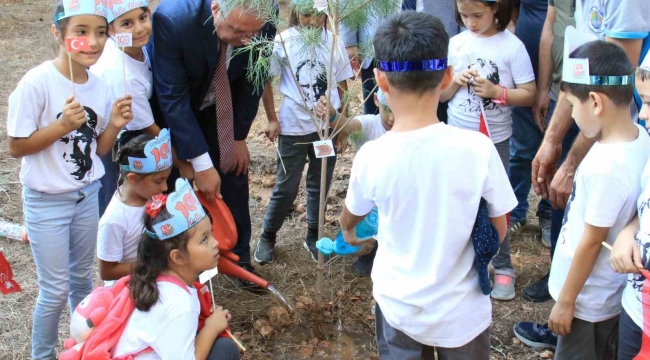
[340,11,516,360]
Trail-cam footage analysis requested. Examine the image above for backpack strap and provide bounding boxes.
[156,274,192,294]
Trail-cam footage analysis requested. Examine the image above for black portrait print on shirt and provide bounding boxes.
[559,171,578,245]
[296,59,327,109]
[459,58,503,116]
[57,106,98,181]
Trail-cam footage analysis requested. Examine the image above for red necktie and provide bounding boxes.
[214,43,235,173]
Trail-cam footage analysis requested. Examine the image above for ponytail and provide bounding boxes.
[129,205,191,311]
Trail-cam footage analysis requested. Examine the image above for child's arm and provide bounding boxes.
[315,96,361,136]
[490,214,508,242]
[99,260,133,281]
[262,81,281,142]
[611,216,644,274]
[195,306,231,360]
[473,79,536,107]
[548,224,610,336]
[9,97,88,158]
[96,96,133,156]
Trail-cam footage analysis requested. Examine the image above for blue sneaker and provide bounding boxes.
[513,322,557,349]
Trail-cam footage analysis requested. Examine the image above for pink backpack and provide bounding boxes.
[59,275,215,360]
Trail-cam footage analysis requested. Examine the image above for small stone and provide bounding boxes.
[297,295,315,308]
[323,311,332,318]
[268,306,292,327]
[511,337,520,345]
[310,337,319,346]
[259,325,274,337]
[294,203,306,214]
[540,350,554,359]
[295,302,306,311]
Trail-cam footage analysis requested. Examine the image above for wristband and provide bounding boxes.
[329,112,338,123]
[493,85,507,106]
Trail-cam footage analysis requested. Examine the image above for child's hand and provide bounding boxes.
[59,96,87,132]
[314,95,335,120]
[453,69,479,87]
[548,301,574,336]
[473,78,501,99]
[110,96,133,129]
[611,233,644,274]
[265,120,281,142]
[205,306,231,335]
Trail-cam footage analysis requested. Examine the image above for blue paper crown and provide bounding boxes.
[107,0,149,23]
[642,54,650,72]
[145,179,207,241]
[120,128,173,174]
[54,0,108,23]
[377,58,448,72]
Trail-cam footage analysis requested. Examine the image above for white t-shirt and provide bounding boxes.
[345,123,517,347]
[354,114,388,148]
[91,38,154,131]
[270,27,354,136]
[549,125,650,322]
[447,30,535,144]
[621,161,650,335]
[7,61,111,194]
[97,191,145,285]
[112,282,200,360]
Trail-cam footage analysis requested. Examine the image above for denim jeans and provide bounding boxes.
[491,139,515,276]
[263,132,336,232]
[361,64,379,115]
[23,180,101,359]
[98,151,117,217]
[508,105,554,223]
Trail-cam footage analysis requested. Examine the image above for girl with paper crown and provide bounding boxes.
[5,0,133,357]
[91,0,192,217]
[97,129,173,286]
[253,0,353,265]
[440,0,537,301]
[110,178,238,360]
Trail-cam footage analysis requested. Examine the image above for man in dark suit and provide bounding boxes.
[148,0,276,290]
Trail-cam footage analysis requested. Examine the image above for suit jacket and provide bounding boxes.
[147,0,277,160]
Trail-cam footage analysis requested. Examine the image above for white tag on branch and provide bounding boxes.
[313,140,335,158]
[115,33,133,47]
[199,266,219,284]
[313,0,328,11]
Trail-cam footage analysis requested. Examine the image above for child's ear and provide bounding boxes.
[169,249,185,267]
[440,66,454,91]
[589,91,605,117]
[126,173,138,184]
[374,68,389,93]
[51,24,62,44]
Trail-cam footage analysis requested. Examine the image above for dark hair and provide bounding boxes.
[289,5,328,28]
[53,0,109,38]
[129,207,191,311]
[638,67,650,82]
[373,12,449,93]
[115,131,154,187]
[561,41,635,107]
[454,0,513,33]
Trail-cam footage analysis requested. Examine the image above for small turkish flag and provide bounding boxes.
[0,251,21,295]
[65,37,91,53]
[478,110,491,138]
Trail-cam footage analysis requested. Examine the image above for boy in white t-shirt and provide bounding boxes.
[547,35,650,359]
[609,54,650,360]
[340,12,516,359]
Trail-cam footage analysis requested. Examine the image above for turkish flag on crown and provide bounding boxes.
[0,251,21,295]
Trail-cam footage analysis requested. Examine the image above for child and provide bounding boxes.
[6,2,132,358]
[97,129,173,285]
[253,0,353,264]
[441,0,536,300]
[111,179,239,360]
[90,1,188,216]
[340,12,516,359]
[547,35,650,360]
[610,54,650,360]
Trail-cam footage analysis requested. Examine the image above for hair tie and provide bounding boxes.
[146,194,168,218]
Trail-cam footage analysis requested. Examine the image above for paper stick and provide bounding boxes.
[276,143,287,174]
[601,242,613,251]
[68,53,75,98]
[209,278,216,312]
[209,278,246,352]
[122,48,127,97]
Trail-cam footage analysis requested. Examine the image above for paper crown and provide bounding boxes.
[146,179,207,240]
[107,0,149,23]
[120,128,173,174]
[377,58,448,72]
[562,26,634,85]
[54,0,108,22]
[376,88,388,107]
[641,53,650,72]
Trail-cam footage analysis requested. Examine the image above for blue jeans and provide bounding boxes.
[23,181,101,359]
[263,132,336,232]
[98,151,117,217]
[508,105,554,223]
[361,64,378,115]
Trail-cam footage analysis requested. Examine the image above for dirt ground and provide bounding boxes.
[0,1,555,359]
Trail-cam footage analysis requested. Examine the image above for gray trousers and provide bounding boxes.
[262,132,336,232]
[555,316,619,360]
[375,304,490,360]
[491,138,514,276]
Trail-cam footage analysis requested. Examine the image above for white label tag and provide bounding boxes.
[115,33,133,47]
[313,140,335,158]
